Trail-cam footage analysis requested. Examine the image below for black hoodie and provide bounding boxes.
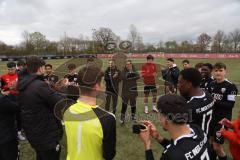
[162,65,180,88]
[121,67,140,97]
[17,69,63,151]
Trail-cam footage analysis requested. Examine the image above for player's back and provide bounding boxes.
[64,100,116,160]
[161,124,212,160]
[187,91,214,137]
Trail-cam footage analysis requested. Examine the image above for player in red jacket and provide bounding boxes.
[0,62,18,95]
[220,112,240,160]
[141,55,158,114]
[1,61,26,141]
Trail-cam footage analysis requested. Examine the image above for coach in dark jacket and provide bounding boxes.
[162,58,180,94]
[120,60,140,124]
[17,56,63,160]
[104,59,121,114]
[0,93,19,160]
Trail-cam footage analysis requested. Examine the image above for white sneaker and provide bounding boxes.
[152,106,158,113]
[144,106,149,114]
[18,131,26,141]
[119,118,125,125]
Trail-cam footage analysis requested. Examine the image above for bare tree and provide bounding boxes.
[135,35,144,52]
[222,35,233,52]
[21,31,48,54]
[128,24,138,51]
[29,32,47,53]
[197,33,212,52]
[179,41,193,53]
[59,32,71,54]
[212,30,226,53]
[0,41,7,52]
[22,30,29,46]
[165,41,178,53]
[21,30,35,54]
[92,27,120,52]
[46,41,58,54]
[145,43,156,52]
[229,29,240,52]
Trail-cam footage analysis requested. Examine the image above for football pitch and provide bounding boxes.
[0,58,239,160]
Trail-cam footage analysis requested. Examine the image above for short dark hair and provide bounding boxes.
[182,59,189,64]
[67,63,76,70]
[7,62,16,68]
[180,68,201,87]
[17,60,26,67]
[157,94,189,124]
[126,59,132,63]
[195,62,204,70]
[167,58,174,62]
[147,55,154,60]
[213,62,226,70]
[202,63,213,70]
[78,62,104,95]
[45,64,53,69]
[26,56,46,73]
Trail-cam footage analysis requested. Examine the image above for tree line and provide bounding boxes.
[0,25,240,56]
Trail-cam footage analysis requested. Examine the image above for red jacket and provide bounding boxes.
[141,63,157,85]
[221,119,240,160]
[0,73,18,95]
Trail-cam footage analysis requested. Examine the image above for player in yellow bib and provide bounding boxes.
[63,62,116,160]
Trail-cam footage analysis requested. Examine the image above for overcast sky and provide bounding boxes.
[0,0,240,45]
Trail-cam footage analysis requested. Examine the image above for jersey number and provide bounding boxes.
[201,149,210,160]
[202,110,212,134]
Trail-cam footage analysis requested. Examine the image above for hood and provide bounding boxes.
[17,68,44,91]
[123,66,136,72]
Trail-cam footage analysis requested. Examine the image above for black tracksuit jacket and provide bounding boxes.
[17,69,63,151]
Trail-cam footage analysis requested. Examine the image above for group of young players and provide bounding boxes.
[138,57,239,160]
[0,55,239,160]
[95,55,239,160]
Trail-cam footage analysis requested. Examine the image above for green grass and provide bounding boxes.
[0,58,239,160]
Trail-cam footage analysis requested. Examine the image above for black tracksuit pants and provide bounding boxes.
[105,91,118,114]
[121,96,137,120]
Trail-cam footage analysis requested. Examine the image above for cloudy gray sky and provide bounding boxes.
[0,0,240,45]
